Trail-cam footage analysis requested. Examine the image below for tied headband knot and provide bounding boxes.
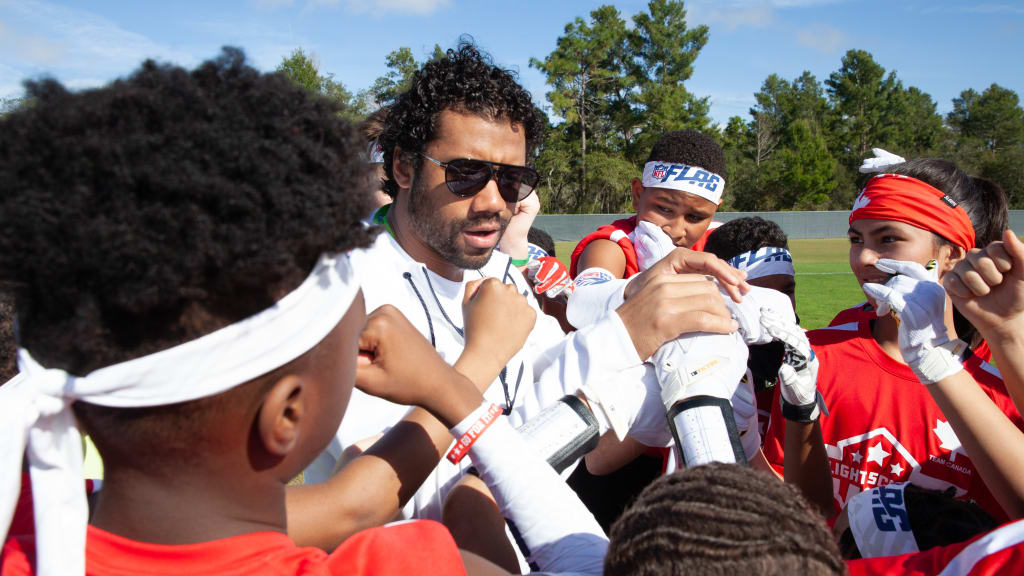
[641,161,725,206]
[2,253,361,576]
[850,174,975,251]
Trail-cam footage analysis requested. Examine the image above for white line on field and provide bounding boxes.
[795,272,853,276]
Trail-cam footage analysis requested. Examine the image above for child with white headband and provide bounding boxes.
[564,130,752,526]
[0,49,615,576]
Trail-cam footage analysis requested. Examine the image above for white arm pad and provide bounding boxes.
[459,411,608,575]
[566,269,629,329]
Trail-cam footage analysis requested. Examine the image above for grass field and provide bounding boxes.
[554,237,865,330]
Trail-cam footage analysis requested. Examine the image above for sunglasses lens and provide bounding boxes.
[445,159,491,197]
[497,167,540,202]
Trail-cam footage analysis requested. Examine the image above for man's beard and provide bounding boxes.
[408,176,510,270]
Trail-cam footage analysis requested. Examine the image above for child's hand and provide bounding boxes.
[355,305,455,409]
[526,256,575,299]
[462,278,537,369]
[498,191,540,261]
[944,229,1024,344]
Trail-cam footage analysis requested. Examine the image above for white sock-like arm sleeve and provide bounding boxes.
[453,407,608,575]
[565,271,629,330]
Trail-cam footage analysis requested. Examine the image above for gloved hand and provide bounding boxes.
[727,285,796,346]
[652,330,758,458]
[629,220,677,272]
[526,256,575,299]
[862,259,965,385]
[858,147,906,174]
[760,308,824,422]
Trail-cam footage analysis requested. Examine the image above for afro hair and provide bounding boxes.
[646,129,726,176]
[0,47,375,375]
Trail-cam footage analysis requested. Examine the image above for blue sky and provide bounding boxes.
[1,0,1022,125]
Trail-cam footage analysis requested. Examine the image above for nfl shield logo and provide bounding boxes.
[652,169,666,179]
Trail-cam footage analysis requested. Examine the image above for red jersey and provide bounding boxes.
[762,319,1024,522]
[827,304,992,362]
[1,520,464,576]
[569,217,720,279]
[570,216,640,279]
[847,519,1024,576]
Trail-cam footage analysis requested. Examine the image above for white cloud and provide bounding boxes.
[923,3,1024,15]
[306,0,451,16]
[0,0,197,95]
[0,19,67,65]
[696,6,776,30]
[688,0,847,31]
[796,23,848,54]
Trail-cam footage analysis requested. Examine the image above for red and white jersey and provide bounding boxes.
[828,304,992,362]
[1,520,465,575]
[762,319,1024,522]
[569,217,721,279]
[570,216,640,279]
[847,519,1024,576]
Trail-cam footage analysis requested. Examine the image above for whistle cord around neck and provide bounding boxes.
[403,272,436,348]
[421,268,464,338]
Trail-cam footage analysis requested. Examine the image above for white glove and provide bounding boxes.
[862,259,966,384]
[726,285,796,345]
[629,220,676,272]
[760,308,823,421]
[652,331,757,458]
[858,147,906,174]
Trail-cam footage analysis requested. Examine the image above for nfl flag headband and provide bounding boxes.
[727,247,794,281]
[846,483,920,558]
[1,253,360,576]
[642,161,725,206]
[850,174,975,252]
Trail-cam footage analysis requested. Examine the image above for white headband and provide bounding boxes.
[846,483,920,558]
[366,140,384,164]
[1,253,360,576]
[641,161,725,206]
[727,247,794,281]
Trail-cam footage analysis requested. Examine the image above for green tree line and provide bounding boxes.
[9,1,1018,212]
[285,0,1019,213]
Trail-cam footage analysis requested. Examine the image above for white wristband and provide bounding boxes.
[912,339,967,385]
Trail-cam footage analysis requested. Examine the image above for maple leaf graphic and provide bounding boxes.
[933,420,966,462]
[852,192,871,211]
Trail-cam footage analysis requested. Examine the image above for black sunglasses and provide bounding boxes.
[418,152,540,203]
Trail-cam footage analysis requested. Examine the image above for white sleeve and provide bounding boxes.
[565,272,629,329]
[457,409,608,575]
[528,309,670,446]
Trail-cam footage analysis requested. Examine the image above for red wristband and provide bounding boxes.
[446,404,503,464]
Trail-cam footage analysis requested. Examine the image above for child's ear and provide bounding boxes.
[392,146,414,190]
[257,375,306,457]
[938,243,967,277]
[630,178,644,211]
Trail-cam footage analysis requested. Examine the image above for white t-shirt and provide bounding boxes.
[305,229,668,520]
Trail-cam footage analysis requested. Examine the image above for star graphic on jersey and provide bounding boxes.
[866,442,891,466]
[890,462,905,476]
[851,451,863,464]
[933,419,966,462]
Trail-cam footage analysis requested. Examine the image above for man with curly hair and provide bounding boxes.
[308,40,749,553]
[0,47,620,576]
